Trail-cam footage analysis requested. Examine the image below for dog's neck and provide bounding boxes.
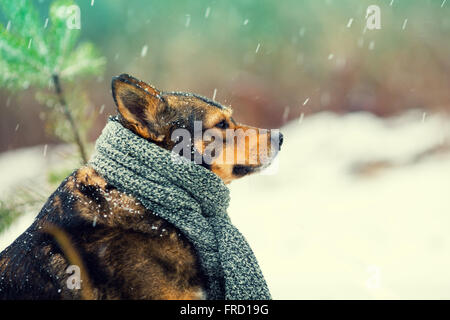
[89,117,230,219]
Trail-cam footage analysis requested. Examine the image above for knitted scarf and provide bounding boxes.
[89,117,271,300]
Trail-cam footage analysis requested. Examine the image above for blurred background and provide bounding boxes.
[1,0,450,299]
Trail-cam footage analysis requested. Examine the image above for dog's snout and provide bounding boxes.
[279,132,284,148]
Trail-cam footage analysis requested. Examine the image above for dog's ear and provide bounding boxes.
[112,74,166,141]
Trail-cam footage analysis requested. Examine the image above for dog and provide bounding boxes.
[0,74,283,299]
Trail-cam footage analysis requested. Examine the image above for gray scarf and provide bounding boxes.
[89,118,271,300]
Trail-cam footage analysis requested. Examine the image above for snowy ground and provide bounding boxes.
[1,110,450,299]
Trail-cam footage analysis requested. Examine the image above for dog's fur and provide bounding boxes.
[0,74,282,299]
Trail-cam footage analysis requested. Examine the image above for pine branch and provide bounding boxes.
[52,74,88,164]
[0,0,105,163]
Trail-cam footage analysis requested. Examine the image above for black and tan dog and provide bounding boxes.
[0,74,283,299]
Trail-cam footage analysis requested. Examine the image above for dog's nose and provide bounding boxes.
[271,131,283,150]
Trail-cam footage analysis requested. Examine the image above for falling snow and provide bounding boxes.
[402,19,408,30]
[346,18,353,28]
[282,107,290,122]
[298,112,304,124]
[140,45,148,57]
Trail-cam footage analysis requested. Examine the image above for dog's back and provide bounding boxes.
[0,168,206,299]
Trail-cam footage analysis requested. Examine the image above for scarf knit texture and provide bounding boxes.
[89,117,271,300]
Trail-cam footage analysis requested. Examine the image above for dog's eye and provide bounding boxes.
[215,120,229,129]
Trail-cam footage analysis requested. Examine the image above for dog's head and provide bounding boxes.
[112,74,283,184]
